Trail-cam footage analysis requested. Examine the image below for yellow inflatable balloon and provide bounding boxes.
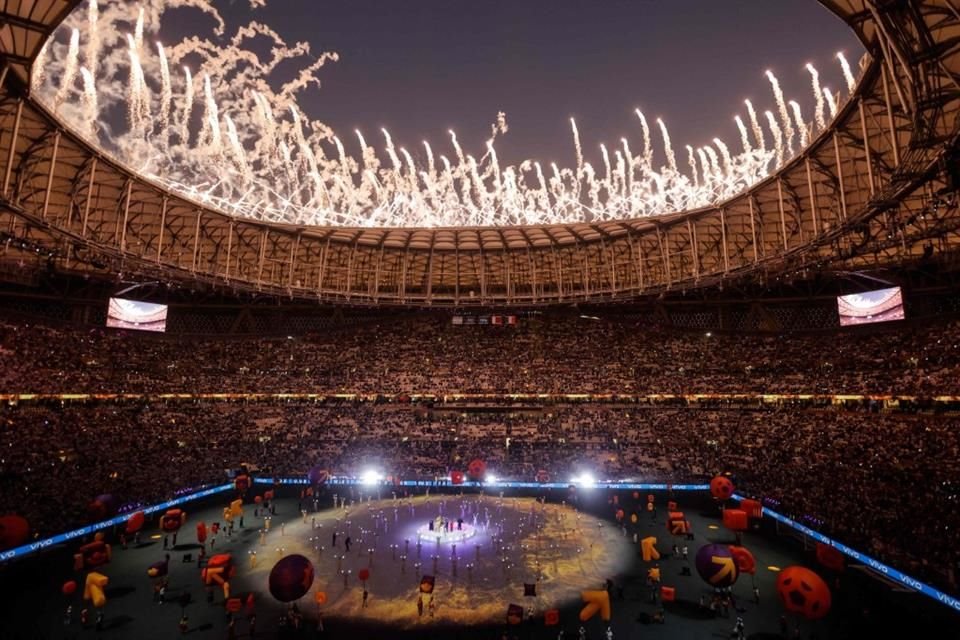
[641,536,660,562]
[83,572,109,609]
[579,590,611,622]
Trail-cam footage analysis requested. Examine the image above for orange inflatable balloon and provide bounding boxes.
[710,476,735,500]
[776,566,832,620]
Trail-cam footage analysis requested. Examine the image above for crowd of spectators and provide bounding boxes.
[1,313,959,593]
[1,400,957,594]
[2,314,960,395]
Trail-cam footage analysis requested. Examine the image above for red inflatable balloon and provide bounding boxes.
[729,545,756,575]
[816,543,845,573]
[0,515,29,549]
[62,580,78,596]
[450,470,465,485]
[160,509,186,532]
[125,511,145,535]
[467,459,487,480]
[234,474,251,492]
[776,566,832,620]
[710,476,735,500]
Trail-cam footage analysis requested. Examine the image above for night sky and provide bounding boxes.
[204,1,863,167]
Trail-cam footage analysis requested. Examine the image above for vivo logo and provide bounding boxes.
[64,528,89,539]
[900,576,924,591]
[936,592,960,612]
[0,550,17,561]
[29,540,53,551]
[866,558,889,574]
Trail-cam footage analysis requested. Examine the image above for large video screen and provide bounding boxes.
[106,297,168,333]
[837,287,904,326]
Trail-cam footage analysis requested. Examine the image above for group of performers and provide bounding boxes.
[427,515,464,534]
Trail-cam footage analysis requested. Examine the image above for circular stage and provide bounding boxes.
[254,494,633,627]
[415,517,478,545]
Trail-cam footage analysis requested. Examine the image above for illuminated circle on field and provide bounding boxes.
[415,521,478,545]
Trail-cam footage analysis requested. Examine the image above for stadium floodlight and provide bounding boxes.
[485,473,498,485]
[572,473,596,488]
[360,470,383,486]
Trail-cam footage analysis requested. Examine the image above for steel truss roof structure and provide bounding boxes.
[1,1,960,306]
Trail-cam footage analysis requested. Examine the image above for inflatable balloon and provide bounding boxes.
[62,580,78,596]
[450,470,465,485]
[74,537,112,571]
[202,554,235,599]
[467,459,487,480]
[0,514,29,549]
[125,511,145,535]
[667,511,688,536]
[160,509,186,532]
[308,467,329,486]
[579,590,611,622]
[419,575,435,593]
[710,476,735,500]
[739,498,763,519]
[695,544,739,588]
[776,566,832,620]
[268,554,315,602]
[83,572,108,608]
[234,474,251,492]
[722,509,748,532]
[729,545,756,575]
[88,494,117,520]
[816,542,845,572]
[640,536,660,562]
[147,560,169,578]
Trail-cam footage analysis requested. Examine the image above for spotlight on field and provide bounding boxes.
[485,473,498,485]
[572,473,596,488]
[360,470,383,486]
